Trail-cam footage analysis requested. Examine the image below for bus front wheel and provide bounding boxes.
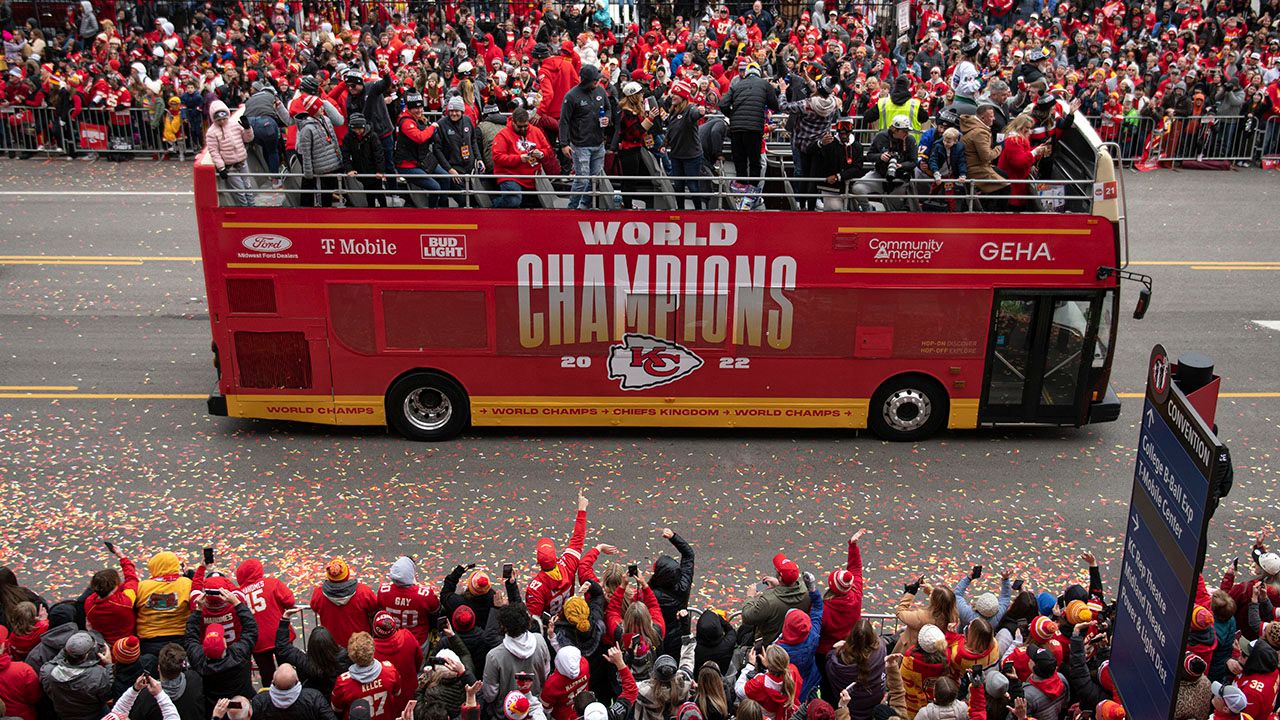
[868,375,948,442]
[386,372,470,441]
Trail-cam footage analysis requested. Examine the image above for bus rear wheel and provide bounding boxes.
[386,372,469,441]
[868,375,948,442]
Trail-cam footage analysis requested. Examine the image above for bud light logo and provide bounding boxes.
[241,234,293,253]
[607,334,704,391]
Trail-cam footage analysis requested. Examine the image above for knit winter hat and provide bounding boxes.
[1064,599,1093,625]
[447,95,465,112]
[504,692,531,720]
[973,592,1000,619]
[917,624,946,653]
[203,624,227,660]
[676,702,704,720]
[1030,616,1059,643]
[1095,700,1126,720]
[563,596,591,633]
[372,611,397,639]
[326,558,351,582]
[452,605,476,632]
[781,608,812,645]
[1263,621,1280,648]
[1190,605,1214,631]
[584,703,609,720]
[467,570,492,596]
[1183,652,1207,679]
[807,700,835,720]
[772,553,800,585]
[1260,552,1280,576]
[827,569,854,595]
[112,635,141,664]
[536,539,557,571]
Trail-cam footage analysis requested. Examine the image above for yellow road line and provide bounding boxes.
[0,385,79,391]
[0,393,205,399]
[837,226,1091,235]
[1117,392,1280,399]
[226,263,478,271]
[835,267,1084,275]
[222,222,478,230]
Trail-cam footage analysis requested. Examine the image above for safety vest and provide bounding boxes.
[876,97,923,139]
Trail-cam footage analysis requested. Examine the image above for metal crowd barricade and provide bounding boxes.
[1085,113,1264,164]
[0,105,196,158]
[0,105,63,156]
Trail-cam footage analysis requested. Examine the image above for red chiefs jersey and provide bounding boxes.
[331,662,402,720]
[374,630,422,718]
[236,561,296,654]
[376,583,439,644]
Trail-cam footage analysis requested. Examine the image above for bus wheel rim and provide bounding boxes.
[883,389,931,433]
[404,388,452,432]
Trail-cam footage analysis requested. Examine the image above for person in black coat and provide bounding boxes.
[447,603,499,679]
[648,529,695,660]
[273,612,348,700]
[810,117,865,211]
[249,663,338,719]
[441,564,498,631]
[717,64,780,183]
[341,113,386,208]
[182,593,257,714]
[692,611,738,675]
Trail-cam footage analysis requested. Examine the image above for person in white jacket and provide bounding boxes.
[102,674,180,720]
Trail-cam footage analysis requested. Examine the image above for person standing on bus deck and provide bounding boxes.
[204,100,255,207]
[779,75,843,210]
[241,82,290,177]
[560,64,612,210]
[950,41,983,115]
[342,113,388,208]
[961,103,1009,211]
[434,96,484,208]
[863,75,929,141]
[342,69,396,175]
[394,92,444,208]
[664,80,707,210]
[810,118,865,212]
[492,106,558,209]
[717,62,779,190]
[294,94,343,208]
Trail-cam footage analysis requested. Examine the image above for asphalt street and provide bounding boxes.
[0,160,1276,616]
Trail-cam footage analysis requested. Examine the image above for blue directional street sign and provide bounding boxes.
[1112,345,1223,720]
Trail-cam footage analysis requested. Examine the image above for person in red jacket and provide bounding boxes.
[491,106,558,209]
[537,41,581,125]
[311,558,380,648]
[190,567,246,648]
[376,557,439,645]
[0,627,41,720]
[816,529,866,699]
[332,632,401,720]
[736,645,804,720]
[234,558,295,687]
[84,545,140,644]
[370,611,422,718]
[541,645,590,720]
[526,490,590,619]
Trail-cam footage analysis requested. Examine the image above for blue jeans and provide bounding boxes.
[380,133,395,174]
[568,144,605,210]
[492,180,525,208]
[399,167,443,207]
[248,116,280,173]
[670,156,705,210]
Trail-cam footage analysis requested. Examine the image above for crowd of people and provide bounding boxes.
[0,0,1277,206]
[2,492,1280,720]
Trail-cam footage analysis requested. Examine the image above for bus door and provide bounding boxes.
[980,291,1103,425]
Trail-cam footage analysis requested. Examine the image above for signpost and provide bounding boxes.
[1112,345,1224,720]
[896,0,910,45]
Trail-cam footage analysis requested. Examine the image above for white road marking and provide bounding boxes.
[0,191,192,196]
[1253,321,1280,332]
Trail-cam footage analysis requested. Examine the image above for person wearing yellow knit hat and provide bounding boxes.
[308,558,379,648]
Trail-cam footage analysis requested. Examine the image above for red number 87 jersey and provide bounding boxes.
[376,583,440,644]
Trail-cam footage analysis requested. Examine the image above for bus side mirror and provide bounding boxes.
[1133,286,1151,320]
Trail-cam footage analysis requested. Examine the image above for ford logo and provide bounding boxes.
[242,234,293,252]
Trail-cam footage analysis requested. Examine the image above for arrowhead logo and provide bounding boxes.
[607,334,704,391]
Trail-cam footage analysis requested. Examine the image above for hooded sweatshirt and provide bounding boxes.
[481,630,551,704]
[84,555,139,644]
[373,626,422,717]
[309,579,378,648]
[541,646,591,720]
[0,648,41,720]
[234,559,295,654]
[692,612,737,675]
[135,552,193,639]
[376,557,439,644]
[1238,642,1279,720]
[38,649,111,720]
[778,591,823,699]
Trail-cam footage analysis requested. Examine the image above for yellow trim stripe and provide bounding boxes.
[837,227,1091,236]
[470,395,872,429]
[222,222,478,230]
[226,263,479,271]
[1190,266,1280,271]
[835,267,1085,276]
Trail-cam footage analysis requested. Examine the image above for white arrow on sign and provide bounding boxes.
[1132,514,1140,533]
[1145,406,1155,428]
[1254,321,1280,332]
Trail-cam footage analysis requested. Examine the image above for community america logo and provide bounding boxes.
[607,334,704,391]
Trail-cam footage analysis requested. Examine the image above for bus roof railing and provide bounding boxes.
[214,170,1099,214]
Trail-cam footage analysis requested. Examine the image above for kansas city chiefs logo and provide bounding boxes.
[607,334,703,391]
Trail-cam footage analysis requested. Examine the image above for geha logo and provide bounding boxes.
[607,334,704,391]
[241,234,293,252]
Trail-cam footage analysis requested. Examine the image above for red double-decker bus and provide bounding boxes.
[197,116,1145,441]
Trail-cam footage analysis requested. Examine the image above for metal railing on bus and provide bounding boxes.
[215,169,1099,215]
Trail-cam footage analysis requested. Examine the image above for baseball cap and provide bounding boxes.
[1211,681,1248,713]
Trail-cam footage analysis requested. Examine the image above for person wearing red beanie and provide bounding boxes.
[816,530,866,699]
[741,552,811,645]
[526,490,589,618]
[371,611,422,718]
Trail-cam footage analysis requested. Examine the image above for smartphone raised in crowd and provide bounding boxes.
[627,564,639,577]
[502,563,514,580]
[203,547,215,565]
[102,540,115,554]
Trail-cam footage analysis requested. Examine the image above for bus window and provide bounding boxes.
[1093,290,1115,369]
[382,290,488,350]
[1044,299,1094,406]
[328,284,376,354]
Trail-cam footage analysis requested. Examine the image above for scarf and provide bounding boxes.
[1028,672,1065,698]
[161,673,187,701]
[270,681,304,708]
[323,578,359,604]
